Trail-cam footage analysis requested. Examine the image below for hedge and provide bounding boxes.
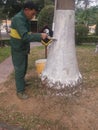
[76,35,98,45]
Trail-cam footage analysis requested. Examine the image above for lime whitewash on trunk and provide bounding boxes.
[41,0,82,90]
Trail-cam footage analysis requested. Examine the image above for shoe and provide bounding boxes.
[17,92,29,100]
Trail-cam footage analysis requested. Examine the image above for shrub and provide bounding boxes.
[75,36,98,45]
[75,24,88,45]
[75,24,88,36]
[37,5,54,32]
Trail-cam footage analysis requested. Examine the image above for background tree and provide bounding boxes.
[76,5,98,26]
[0,0,23,18]
[0,0,43,18]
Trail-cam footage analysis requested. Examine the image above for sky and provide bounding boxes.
[90,0,98,6]
[82,0,98,7]
[76,0,98,8]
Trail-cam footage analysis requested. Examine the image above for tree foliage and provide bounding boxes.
[76,5,98,26]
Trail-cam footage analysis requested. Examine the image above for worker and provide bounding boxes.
[10,1,48,99]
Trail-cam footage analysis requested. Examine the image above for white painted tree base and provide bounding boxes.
[41,10,82,92]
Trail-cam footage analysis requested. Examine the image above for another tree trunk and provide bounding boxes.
[41,0,82,94]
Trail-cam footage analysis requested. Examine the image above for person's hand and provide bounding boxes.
[41,33,48,40]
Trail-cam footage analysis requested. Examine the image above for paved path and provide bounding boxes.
[0,42,42,84]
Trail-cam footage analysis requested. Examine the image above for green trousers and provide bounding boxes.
[11,50,28,93]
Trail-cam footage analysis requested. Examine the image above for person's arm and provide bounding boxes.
[14,16,47,42]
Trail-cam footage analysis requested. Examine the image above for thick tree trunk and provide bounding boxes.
[41,0,82,93]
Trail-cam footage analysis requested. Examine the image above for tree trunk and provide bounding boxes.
[41,0,82,93]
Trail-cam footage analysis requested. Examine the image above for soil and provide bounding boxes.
[0,71,98,130]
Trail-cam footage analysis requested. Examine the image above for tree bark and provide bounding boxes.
[41,0,82,94]
[56,0,75,10]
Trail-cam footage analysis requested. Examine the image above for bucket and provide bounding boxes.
[35,59,47,76]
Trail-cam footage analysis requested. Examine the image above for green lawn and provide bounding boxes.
[0,46,11,63]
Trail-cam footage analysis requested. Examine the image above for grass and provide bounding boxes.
[0,46,11,63]
[0,106,68,130]
[0,103,75,130]
[0,44,98,130]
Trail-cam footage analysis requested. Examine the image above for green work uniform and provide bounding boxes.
[10,10,41,93]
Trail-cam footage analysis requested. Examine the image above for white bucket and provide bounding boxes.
[35,59,47,76]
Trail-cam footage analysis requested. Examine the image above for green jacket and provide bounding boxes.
[10,10,41,53]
